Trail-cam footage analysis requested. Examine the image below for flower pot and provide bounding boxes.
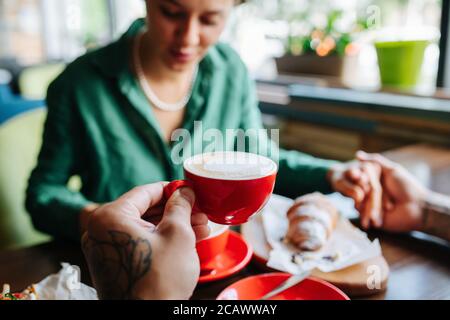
[375,40,429,90]
[275,54,344,77]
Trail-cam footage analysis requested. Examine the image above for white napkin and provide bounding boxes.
[325,192,359,220]
[262,194,382,274]
[34,263,98,300]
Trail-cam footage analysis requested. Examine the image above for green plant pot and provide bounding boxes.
[375,40,429,89]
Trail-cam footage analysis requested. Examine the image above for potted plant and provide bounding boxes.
[274,7,368,77]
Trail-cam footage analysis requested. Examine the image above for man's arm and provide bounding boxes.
[81,184,209,300]
[357,151,450,242]
[82,229,153,300]
[422,192,450,242]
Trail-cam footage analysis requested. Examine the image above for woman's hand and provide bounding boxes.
[81,182,209,300]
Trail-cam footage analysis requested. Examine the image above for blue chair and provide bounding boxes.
[0,84,44,125]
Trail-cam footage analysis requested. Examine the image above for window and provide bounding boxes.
[0,0,45,65]
[0,0,113,64]
[109,0,146,38]
[0,0,443,94]
[225,0,442,93]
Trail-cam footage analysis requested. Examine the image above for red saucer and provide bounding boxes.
[198,231,253,284]
[217,273,350,300]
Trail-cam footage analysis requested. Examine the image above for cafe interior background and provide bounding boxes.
[0,0,449,283]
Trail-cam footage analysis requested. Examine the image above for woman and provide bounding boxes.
[26,0,379,241]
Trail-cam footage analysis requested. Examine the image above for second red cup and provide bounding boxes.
[196,222,229,269]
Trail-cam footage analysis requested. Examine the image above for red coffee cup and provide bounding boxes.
[196,222,229,269]
[164,151,278,225]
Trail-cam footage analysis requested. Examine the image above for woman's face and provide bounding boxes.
[146,0,234,72]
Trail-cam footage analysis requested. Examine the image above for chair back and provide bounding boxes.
[0,108,51,250]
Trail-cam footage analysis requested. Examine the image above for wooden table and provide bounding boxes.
[1,228,449,300]
[1,144,449,299]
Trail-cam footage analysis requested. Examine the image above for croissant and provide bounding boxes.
[285,192,339,251]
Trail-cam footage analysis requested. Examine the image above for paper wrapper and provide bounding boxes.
[34,263,98,300]
[262,194,382,274]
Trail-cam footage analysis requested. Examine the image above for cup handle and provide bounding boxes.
[163,180,200,213]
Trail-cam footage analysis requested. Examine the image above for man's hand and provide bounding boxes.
[357,151,428,232]
[80,203,101,234]
[81,182,209,300]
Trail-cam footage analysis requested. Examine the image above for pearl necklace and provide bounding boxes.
[133,33,198,112]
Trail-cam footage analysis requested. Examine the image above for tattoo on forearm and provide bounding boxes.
[423,197,450,242]
[82,231,152,299]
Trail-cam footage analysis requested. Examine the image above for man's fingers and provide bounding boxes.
[159,187,195,230]
[382,193,394,212]
[144,210,207,231]
[363,163,383,228]
[144,213,163,226]
[358,199,380,230]
[356,200,370,229]
[191,213,208,226]
[193,225,211,242]
[142,204,165,221]
[356,151,396,172]
[136,219,157,232]
[368,190,383,228]
[114,182,169,217]
[354,162,383,230]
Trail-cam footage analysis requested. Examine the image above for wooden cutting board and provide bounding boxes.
[241,213,389,297]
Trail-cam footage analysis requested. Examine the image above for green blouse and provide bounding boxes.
[26,19,337,241]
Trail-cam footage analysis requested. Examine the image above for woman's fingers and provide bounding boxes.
[335,178,365,206]
[345,167,371,195]
[345,167,361,182]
